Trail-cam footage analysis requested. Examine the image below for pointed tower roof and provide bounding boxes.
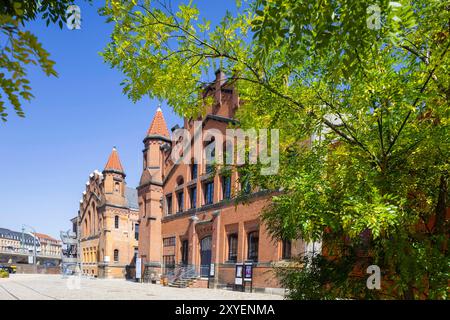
[103,147,124,174]
[147,106,170,137]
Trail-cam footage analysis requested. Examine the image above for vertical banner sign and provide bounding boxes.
[234,263,243,285]
[244,263,253,281]
[209,263,215,277]
[244,263,253,293]
[28,256,34,264]
[136,257,142,280]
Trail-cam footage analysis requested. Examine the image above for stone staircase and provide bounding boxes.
[168,275,197,288]
[167,264,198,288]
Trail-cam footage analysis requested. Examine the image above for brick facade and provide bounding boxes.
[78,149,139,278]
[136,70,309,291]
[74,71,314,289]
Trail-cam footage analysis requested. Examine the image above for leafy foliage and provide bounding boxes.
[101,0,449,299]
[0,0,87,121]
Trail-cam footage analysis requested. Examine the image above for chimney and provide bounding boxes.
[215,69,226,87]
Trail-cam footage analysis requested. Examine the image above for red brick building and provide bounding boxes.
[137,71,309,292]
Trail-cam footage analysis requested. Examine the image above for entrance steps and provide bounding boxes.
[168,276,197,288]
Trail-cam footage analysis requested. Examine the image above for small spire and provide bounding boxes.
[146,106,169,137]
[104,146,124,173]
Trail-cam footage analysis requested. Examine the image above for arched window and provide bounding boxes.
[176,176,184,186]
[114,182,120,193]
[88,211,91,232]
[114,215,119,229]
[113,249,119,262]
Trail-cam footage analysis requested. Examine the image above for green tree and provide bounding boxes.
[0,0,84,121]
[101,0,449,299]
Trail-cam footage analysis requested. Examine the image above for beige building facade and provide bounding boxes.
[77,148,139,278]
[33,233,61,257]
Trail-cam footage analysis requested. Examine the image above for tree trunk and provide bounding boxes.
[434,174,448,236]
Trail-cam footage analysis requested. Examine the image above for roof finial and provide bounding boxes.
[156,104,162,112]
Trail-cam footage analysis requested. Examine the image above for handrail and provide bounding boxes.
[165,264,198,283]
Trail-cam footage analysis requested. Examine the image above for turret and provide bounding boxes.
[141,107,171,184]
[103,147,126,206]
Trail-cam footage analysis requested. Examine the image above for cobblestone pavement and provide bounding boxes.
[0,274,284,300]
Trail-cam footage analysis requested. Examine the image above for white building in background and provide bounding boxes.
[0,227,41,253]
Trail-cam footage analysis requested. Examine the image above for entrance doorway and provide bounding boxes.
[181,240,189,266]
[200,236,212,277]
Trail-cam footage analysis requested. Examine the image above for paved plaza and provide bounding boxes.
[0,274,284,300]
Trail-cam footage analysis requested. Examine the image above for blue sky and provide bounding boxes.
[0,0,237,238]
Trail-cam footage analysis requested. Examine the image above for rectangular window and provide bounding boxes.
[163,237,176,247]
[189,187,197,209]
[191,163,198,180]
[228,234,238,262]
[134,224,139,241]
[166,194,172,215]
[204,181,214,205]
[282,239,292,259]
[247,231,259,262]
[176,191,184,213]
[222,176,231,200]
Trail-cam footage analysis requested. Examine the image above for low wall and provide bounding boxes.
[14,264,60,275]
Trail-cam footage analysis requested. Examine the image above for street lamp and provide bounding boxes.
[22,224,37,266]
